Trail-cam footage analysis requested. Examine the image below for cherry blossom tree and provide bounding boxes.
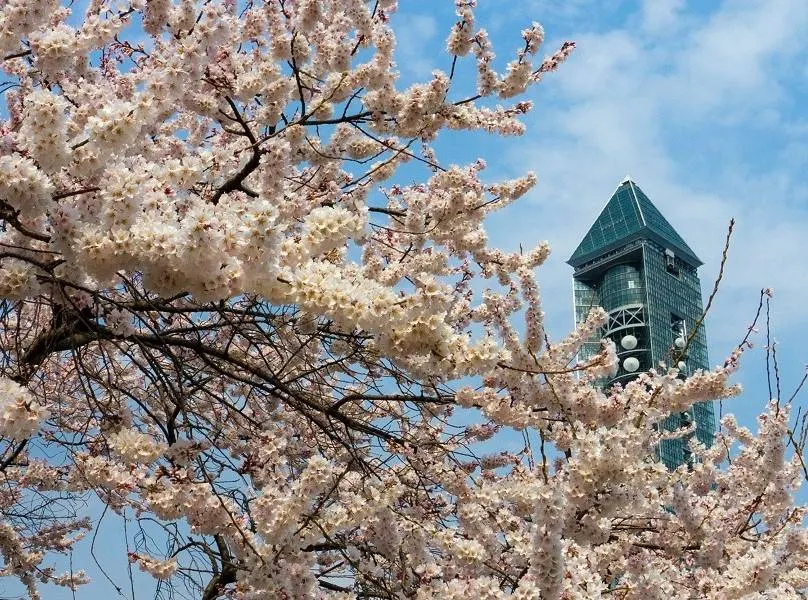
[0,0,805,598]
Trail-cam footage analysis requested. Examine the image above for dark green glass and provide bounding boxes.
[568,179,716,470]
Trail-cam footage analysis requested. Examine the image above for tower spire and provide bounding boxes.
[568,178,701,269]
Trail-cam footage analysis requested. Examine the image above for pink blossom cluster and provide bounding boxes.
[0,377,48,440]
[129,553,178,580]
[0,1,804,599]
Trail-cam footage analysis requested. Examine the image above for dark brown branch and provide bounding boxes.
[3,49,31,61]
[0,439,28,471]
[0,200,51,242]
[52,187,100,201]
[201,535,238,600]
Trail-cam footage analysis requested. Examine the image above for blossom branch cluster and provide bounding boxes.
[0,1,804,599]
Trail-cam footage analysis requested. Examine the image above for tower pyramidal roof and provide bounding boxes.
[567,178,702,268]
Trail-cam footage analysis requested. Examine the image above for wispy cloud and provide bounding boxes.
[640,0,685,33]
[393,13,441,79]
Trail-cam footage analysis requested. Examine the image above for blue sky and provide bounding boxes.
[5,0,808,597]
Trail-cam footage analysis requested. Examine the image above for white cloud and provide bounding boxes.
[393,13,440,79]
[640,0,685,33]
[668,0,808,118]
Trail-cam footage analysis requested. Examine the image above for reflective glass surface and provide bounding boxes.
[569,180,701,268]
[571,184,716,470]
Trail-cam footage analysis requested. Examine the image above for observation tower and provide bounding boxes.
[568,177,715,469]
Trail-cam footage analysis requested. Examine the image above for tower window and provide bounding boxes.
[664,248,679,276]
[671,314,685,336]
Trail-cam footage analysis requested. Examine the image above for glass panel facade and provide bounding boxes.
[570,184,645,264]
[600,265,645,308]
[642,243,715,466]
[569,180,716,471]
[573,280,602,363]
